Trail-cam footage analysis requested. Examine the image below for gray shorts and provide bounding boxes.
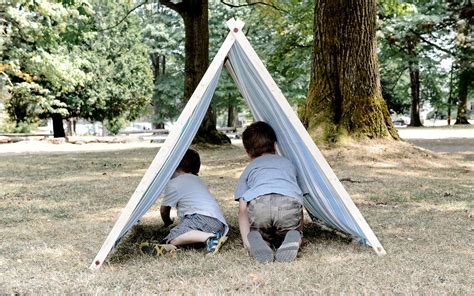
[163,214,225,243]
[247,194,302,247]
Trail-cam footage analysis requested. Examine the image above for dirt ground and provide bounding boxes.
[0,136,473,294]
[0,136,472,154]
[405,138,474,153]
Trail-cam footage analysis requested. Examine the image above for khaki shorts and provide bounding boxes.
[247,194,302,247]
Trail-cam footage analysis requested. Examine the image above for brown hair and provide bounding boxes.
[242,121,277,158]
[177,149,200,175]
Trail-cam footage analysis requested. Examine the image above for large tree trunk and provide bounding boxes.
[303,0,399,142]
[161,0,229,144]
[51,113,65,138]
[406,37,423,127]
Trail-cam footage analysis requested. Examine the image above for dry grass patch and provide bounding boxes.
[0,140,472,294]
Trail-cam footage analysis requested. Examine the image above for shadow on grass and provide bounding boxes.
[303,221,353,245]
[109,223,244,265]
[109,220,352,265]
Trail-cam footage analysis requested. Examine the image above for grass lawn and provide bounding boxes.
[1,140,473,294]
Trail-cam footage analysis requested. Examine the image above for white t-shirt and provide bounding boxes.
[162,173,228,232]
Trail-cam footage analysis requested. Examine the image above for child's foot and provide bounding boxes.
[247,231,273,263]
[275,230,301,262]
[139,242,178,257]
[206,232,228,254]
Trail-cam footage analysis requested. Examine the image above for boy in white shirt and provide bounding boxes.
[140,149,228,256]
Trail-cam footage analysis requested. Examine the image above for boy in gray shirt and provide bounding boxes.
[235,121,304,263]
[140,149,228,256]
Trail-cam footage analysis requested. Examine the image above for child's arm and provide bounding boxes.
[160,205,174,227]
[238,198,250,249]
[299,208,304,232]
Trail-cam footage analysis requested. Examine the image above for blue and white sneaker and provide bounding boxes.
[206,232,227,254]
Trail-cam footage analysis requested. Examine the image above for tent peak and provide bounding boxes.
[226,17,245,32]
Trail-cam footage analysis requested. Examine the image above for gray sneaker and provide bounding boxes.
[247,231,273,263]
[275,230,301,262]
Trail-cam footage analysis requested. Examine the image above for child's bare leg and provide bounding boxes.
[169,230,213,246]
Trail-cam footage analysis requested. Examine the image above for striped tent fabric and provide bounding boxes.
[90,18,384,269]
[227,43,365,237]
[119,65,224,241]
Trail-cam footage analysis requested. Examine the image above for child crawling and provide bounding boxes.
[140,149,228,256]
[236,121,304,263]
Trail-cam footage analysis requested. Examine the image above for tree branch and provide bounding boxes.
[220,0,289,14]
[97,0,149,32]
[160,0,183,14]
[290,42,311,49]
[409,29,456,57]
[388,66,409,93]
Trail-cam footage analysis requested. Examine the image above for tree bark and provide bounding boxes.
[150,52,164,129]
[303,0,399,142]
[227,103,236,127]
[161,0,229,144]
[455,67,472,124]
[51,113,65,138]
[406,37,423,127]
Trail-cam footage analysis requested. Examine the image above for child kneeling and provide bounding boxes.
[235,121,304,263]
[140,149,228,256]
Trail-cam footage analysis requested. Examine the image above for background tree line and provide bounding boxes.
[1,0,472,140]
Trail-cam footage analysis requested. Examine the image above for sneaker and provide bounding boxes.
[139,242,178,257]
[275,230,301,262]
[206,232,228,254]
[247,231,274,263]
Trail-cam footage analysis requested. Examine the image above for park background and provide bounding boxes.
[1,0,473,294]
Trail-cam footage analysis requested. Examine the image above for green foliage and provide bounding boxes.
[79,0,153,123]
[208,0,313,122]
[381,78,410,114]
[152,74,183,124]
[1,0,93,129]
[247,0,313,106]
[377,0,472,117]
[1,0,153,133]
[138,4,184,127]
[209,2,250,121]
[104,117,125,135]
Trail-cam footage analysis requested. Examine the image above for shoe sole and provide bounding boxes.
[247,231,273,263]
[275,230,301,262]
[139,243,178,257]
[209,236,228,255]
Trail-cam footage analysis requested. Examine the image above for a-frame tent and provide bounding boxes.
[90,18,386,269]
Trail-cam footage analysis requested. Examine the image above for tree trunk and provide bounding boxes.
[406,37,423,127]
[161,0,229,144]
[455,1,473,124]
[150,52,164,129]
[52,113,65,138]
[227,103,236,127]
[455,65,472,125]
[150,52,161,83]
[303,0,399,142]
[448,66,454,126]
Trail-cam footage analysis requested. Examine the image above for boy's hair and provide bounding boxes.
[177,149,200,175]
[242,121,277,158]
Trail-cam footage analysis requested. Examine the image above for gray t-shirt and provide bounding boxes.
[234,154,303,203]
[163,173,228,233]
